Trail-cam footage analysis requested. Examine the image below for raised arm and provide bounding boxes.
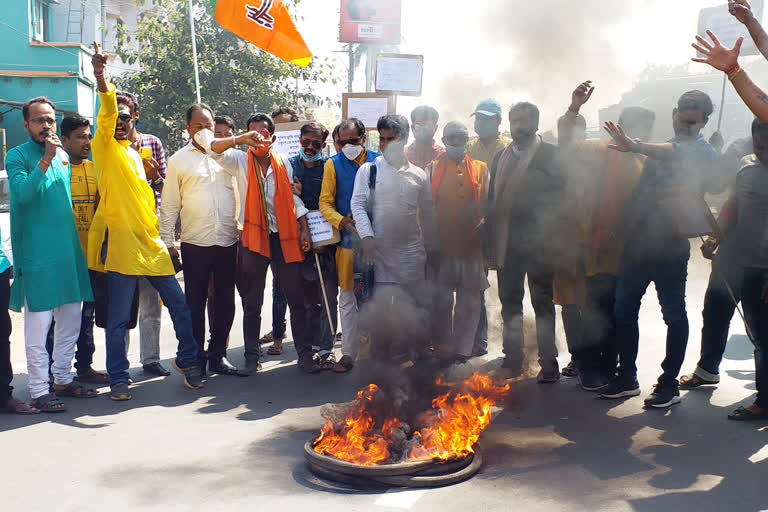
[604,121,676,160]
[692,30,768,123]
[730,0,768,61]
[91,41,117,145]
[559,81,593,147]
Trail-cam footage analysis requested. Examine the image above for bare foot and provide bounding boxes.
[4,397,40,414]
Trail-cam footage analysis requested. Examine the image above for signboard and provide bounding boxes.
[273,121,308,159]
[306,210,340,247]
[339,0,402,44]
[375,54,423,96]
[342,93,395,130]
[698,1,764,57]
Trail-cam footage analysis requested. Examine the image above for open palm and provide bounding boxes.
[691,30,743,72]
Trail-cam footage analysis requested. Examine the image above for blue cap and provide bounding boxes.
[472,99,502,118]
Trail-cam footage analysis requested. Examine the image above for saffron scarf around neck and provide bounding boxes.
[430,153,480,203]
[242,149,304,263]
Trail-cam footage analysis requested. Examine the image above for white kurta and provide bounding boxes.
[350,156,437,285]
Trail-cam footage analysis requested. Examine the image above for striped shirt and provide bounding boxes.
[139,133,167,212]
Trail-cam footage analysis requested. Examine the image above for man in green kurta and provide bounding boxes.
[5,96,95,412]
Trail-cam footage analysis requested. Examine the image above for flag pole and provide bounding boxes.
[717,73,727,132]
[189,0,202,103]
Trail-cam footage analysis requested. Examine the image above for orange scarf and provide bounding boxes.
[242,149,304,263]
[430,153,480,203]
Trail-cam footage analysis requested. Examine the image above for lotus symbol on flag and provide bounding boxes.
[245,0,274,30]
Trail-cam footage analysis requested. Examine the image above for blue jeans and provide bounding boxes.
[614,244,690,386]
[696,247,742,377]
[741,267,768,408]
[105,272,199,385]
[271,273,288,338]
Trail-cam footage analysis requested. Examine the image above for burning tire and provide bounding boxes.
[304,441,483,488]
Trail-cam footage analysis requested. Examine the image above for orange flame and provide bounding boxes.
[313,374,508,465]
[312,384,401,466]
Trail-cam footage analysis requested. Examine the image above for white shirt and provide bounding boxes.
[159,142,239,248]
[210,146,308,232]
[351,156,437,284]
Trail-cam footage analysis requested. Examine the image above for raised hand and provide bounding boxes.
[729,0,755,24]
[239,131,267,147]
[570,80,595,112]
[604,121,635,152]
[91,41,108,75]
[692,30,743,72]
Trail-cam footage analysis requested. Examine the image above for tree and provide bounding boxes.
[113,0,340,152]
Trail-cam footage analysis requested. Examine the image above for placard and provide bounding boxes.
[375,54,423,96]
[273,121,308,159]
[306,210,340,247]
[339,0,402,44]
[698,1,764,57]
[342,93,395,129]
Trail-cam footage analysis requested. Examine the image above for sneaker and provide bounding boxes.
[110,382,132,401]
[561,360,578,377]
[644,383,681,408]
[578,369,604,392]
[142,362,171,377]
[172,358,205,389]
[598,378,641,399]
[317,352,337,370]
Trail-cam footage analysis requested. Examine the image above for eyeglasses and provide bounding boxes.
[117,113,133,123]
[300,139,323,150]
[29,117,56,126]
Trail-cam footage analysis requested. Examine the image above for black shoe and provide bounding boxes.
[561,360,578,377]
[209,357,240,376]
[143,362,171,377]
[172,359,205,389]
[598,377,641,399]
[299,355,322,374]
[470,346,488,358]
[110,382,132,401]
[578,369,604,391]
[644,383,681,408]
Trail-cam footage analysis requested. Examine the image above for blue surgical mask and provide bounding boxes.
[445,145,467,162]
[300,148,323,163]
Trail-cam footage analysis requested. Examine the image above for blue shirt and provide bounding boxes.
[289,154,329,210]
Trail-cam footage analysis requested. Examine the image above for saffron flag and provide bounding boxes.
[210,0,312,67]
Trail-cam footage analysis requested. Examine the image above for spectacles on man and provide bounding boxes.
[29,117,56,126]
[117,113,133,123]
[300,139,323,150]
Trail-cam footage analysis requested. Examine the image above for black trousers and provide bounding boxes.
[181,242,237,363]
[579,274,618,376]
[303,250,338,353]
[0,269,12,407]
[236,235,311,360]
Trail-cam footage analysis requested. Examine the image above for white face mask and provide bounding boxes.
[193,128,215,149]
[341,144,363,161]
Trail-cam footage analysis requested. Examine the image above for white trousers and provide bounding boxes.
[24,302,82,399]
[124,277,161,364]
[338,289,360,359]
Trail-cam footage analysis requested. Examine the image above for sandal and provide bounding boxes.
[53,381,98,399]
[30,393,67,413]
[680,373,719,389]
[75,367,110,385]
[728,405,768,421]
[267,340,284,356]
[3,397,40,415]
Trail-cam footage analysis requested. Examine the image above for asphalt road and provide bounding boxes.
[2,243,767,512]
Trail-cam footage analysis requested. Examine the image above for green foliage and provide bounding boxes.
[112,0,339,152]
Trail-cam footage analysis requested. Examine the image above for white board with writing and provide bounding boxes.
[273,121,308,159]
[375,54,423,96]
[698,1,764,57]
[306,210,340,246]
[347,97,391,129]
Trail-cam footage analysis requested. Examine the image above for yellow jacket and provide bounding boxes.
[88,84,174,276]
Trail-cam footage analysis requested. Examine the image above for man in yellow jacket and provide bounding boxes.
[88,43,202,400]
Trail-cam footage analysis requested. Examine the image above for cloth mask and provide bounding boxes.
[253,130,272,157]
[300,148,323,163]
[193,128,215,149]
[342,144,364,161]
[445,144,467,162]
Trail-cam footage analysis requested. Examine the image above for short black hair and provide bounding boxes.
[60,115,91,138]
[338,119,366,138]
[678,90,714,119]
[22,96,55,120]
[271,106,299,122]
[246,113,276,134]
[300,121,329,141]
[214,115,235,132]
[185,103,214,124]
[116,91,138,114]
[332,124,341,140]
[509,102,540,125]
[752,117,768,137]
[377,114,410,141]
[411,105,439,124]
[618,107,655,131]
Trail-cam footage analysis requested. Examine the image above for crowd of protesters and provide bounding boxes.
[1,1,767,423]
